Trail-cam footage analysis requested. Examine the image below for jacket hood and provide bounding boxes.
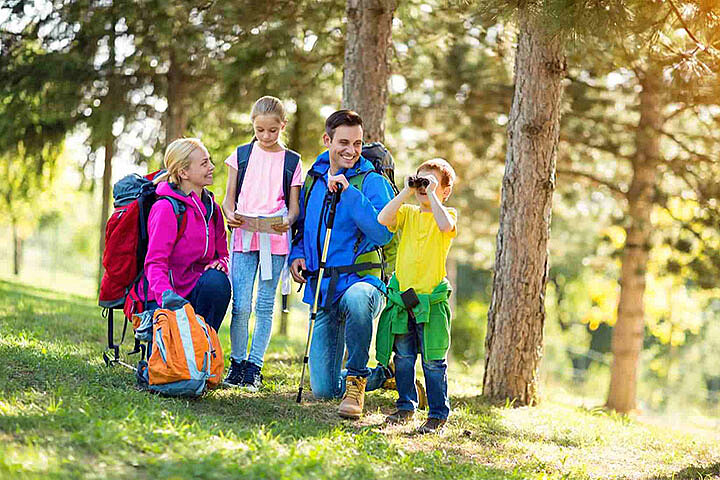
[309,150,374,178]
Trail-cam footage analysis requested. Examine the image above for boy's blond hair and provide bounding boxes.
[417,158,456,188]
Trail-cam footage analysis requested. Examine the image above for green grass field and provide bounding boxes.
[1,279,719,479]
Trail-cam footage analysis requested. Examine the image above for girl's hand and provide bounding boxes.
[271,218,290,233]
[226,213,246,229]
[204,259,228,274]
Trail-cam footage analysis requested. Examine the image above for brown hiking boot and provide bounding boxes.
[415,379,428,410]
[385,409,414,424]
[417,417,446,434]
[338,375,367,419]
[381,360,396,390]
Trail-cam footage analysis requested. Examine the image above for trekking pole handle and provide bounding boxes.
[326,184,343,227]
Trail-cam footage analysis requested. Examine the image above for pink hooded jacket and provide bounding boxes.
[143,181,229,305]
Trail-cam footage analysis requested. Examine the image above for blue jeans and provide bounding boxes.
[230,251,285,367]
[309,281,388,399]
[394,316,450,420]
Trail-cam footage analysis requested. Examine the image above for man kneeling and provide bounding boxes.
[289,110,393,418]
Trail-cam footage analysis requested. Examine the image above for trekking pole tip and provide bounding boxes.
[296,388,303,404]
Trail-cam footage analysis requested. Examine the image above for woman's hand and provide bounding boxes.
[204,259,228,274]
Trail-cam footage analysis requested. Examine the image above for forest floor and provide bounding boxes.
[1,278,718,479]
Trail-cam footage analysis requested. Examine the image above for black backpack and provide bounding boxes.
[234,140,301,208]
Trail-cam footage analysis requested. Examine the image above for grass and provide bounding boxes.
[0,279,718,479]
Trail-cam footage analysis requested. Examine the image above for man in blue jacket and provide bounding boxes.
[290,110,394,419]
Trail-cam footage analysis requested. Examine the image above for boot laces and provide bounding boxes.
[346,378,363,402]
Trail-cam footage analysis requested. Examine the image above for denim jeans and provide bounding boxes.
[230,251,285,367]
[308,281,388,399]
[394,315,450,420]
[187,268,231,332]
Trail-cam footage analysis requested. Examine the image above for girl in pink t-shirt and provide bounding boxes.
[221,96,303,390]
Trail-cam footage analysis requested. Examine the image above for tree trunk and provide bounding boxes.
[97,135,114,291]
[12,218,22,276]
[166,49,188,143]
[482,8,566,406]
[342,0,396,143]
[606,72,662,413]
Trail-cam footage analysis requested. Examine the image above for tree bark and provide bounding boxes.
[166,49,188,144]
[606,72,662,413]
[342,0,396,143]
[12,219,22,276]
[97,135,114,291]
[482,7,566,406]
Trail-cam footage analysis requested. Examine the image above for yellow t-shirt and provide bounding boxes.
[388,204,457,294]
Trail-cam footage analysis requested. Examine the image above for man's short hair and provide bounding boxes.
[325,110,363,140]
[417,158,456,188]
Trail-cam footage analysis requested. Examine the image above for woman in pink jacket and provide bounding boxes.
[144,137,231,331]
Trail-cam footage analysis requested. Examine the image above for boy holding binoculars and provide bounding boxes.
[376,158,457,434]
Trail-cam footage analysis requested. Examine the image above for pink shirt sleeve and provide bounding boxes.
[290,160,303,187]
[224,151,238,170]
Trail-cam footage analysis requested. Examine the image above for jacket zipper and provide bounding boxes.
[190,195,210,259]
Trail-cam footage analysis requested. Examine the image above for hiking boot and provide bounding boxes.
[385,409,414,424]
[415,379,428,410]
[417,417,446,434]
[381,361,428,411]
[338,375,367,419]
[240,362,263,392]
[223,359,247,387]
[381,360,396,390]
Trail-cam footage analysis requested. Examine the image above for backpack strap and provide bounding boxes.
[234,142,254,206]
[158,196,187,240]
[282,149,301,208]
[235,142,300,210]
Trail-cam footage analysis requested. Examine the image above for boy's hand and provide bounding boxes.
[328,174,349,193]
[403,175,415,191]
[420,173,439,194]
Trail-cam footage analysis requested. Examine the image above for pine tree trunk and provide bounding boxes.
[12,219,22,276]
[97,135,114,291]
[342,0,396,143]
[482,8,566,406]
[606,72,662,413]
[166,50,188,143]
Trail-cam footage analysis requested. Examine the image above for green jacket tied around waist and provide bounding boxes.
[376,275,452,365]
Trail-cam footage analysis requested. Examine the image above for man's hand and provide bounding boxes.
[290,257,307,283]
[204,259,228,274]
[328,174,349,193]
[271,218,290,233]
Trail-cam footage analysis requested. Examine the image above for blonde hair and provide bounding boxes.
[155,137,205,184]
[251,96,286,123]
[417,158,456,188]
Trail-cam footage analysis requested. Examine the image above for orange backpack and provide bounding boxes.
[136,302,224,396]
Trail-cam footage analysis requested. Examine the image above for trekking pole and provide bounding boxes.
[296,184,343,403]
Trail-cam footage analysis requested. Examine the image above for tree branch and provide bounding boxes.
[556,168,626,196]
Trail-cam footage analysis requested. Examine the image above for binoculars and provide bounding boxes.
[407,176,430,188]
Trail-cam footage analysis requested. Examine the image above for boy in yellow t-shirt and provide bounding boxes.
[376,158,457,434]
